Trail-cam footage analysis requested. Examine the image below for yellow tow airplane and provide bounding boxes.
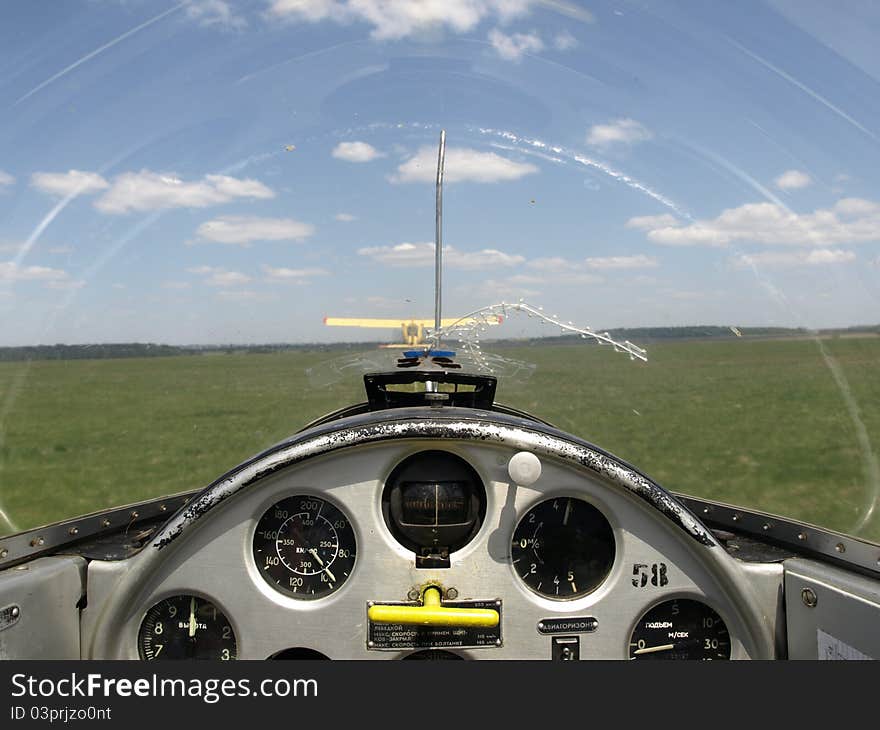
[323,315,502,348]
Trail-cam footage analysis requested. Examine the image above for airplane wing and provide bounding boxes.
[323,316,502,328]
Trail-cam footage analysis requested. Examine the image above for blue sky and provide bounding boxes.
[0,0,878,345]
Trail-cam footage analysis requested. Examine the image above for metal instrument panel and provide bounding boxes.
[85,436,774,660]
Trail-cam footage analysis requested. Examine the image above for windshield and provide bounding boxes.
[1,1,878,544]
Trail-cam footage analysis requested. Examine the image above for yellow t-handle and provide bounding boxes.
[368,587,499,628]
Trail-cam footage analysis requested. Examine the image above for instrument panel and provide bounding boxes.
[86,412,771,661]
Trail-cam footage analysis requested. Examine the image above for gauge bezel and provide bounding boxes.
[249,490,359,603]
[380,448,488,560]
[136,591,239,660]
[510,492,619,603]
[375,445,495,565]
[625,593,734,660]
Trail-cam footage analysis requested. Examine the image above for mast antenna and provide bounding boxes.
[433,129,446,350]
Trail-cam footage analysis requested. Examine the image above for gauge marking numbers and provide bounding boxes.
[511,497,615,600]
[628,599,730,660]
[253,496,356,600]
[138,595,236,660]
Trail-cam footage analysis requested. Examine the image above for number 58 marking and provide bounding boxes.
[632,562,668,587]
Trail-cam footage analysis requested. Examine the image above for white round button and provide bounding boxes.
[508,451,542,486]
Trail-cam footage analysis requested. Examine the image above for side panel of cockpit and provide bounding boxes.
[0,556,86,659]
[785,558,880,660]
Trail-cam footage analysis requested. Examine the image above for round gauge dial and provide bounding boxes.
[511,497,615,599]
[629,599,731,660]
[253,495,356,599]
[138,595,236,660]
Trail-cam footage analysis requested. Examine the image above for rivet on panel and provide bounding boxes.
[801,587,818,608]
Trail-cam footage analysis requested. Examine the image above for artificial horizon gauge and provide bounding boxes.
[138,594,236,660]
[628,599,731,660]
[253,495,356,599]
[511,497,615,599]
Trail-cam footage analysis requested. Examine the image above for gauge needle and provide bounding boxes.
[563,499,572,526]
[633,643,675,655]
[188,596,197,638]
[308,548,336,583]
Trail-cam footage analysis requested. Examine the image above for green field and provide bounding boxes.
[1,336,879,542]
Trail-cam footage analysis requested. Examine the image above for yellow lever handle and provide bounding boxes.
[368,587,499,628]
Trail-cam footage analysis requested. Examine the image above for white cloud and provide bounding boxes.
[449,247,525,269]
[332,141,383,162]
[625,214,679,230]
[774,169,812,190]
[358,241,524,269]
[488,28,543,61]
[262,265,329,282]
[518,270,601,286]
[392,146,538,183]
[0,242,24,254]
[733,249,856,268]
[0,170,14,187]
[584,254,659,270]
[519,257,603,285]
[30,170,109,197]
[527,257,571,273]
[0,261,71,284]
[553,30,577,51]
[587,118,653,149]
[195,216,314,245]
[335,212,357,222]
[834,198,877,215]
[630,198,880,247]
[161,281,191,290]
[527,254,639,281]
[267,0,534,41]
[187,265,251,287]
[94,171,273,214]
[185,0,247,29]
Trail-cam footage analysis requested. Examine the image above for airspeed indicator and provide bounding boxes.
[253,496,356,600]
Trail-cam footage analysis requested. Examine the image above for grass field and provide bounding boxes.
[1,336,878,542]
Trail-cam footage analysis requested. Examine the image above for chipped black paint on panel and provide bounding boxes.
[151,408,716,551]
